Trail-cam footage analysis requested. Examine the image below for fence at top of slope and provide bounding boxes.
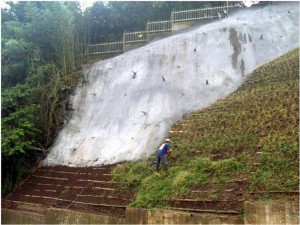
[87,1,272,56]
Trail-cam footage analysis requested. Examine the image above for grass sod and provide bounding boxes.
[111,48,299,208]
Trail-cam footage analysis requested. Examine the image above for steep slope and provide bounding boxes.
[112,48,299,210]
[44,2,299,167]
[2,47,298,223]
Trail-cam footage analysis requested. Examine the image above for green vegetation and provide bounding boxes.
[1,2,81,196]
[112,49,299,208]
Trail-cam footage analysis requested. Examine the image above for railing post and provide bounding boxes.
[87,44,90,61]
[146,20,150,39]
[122,32,125,52]
[226,1,229,13]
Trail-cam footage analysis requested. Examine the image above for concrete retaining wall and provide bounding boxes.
[126,208,243,224]
[172,20,204,32]
[147,32,172,42]
[123,42,148,52]
[45,208,126,224]
[1,209,46,224]
[172,19,218,32]
[2,201,299,224]
[244,201,299,224]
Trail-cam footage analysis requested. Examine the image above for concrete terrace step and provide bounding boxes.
[12,194,131,207]
[33,170,112,180]
[7,186,123,200]
[41,165,115,173]
[170,199,244,212]
[2,164,134,217]
[2,200,47,215]
[22,181,116,190]
[24,176,117,188]
[170,207,240,214]
[182,179,249,207]
[189,179,248,191]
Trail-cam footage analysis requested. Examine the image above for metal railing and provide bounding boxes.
[228,1,272,8]
[171,6,229,22]
[123,31,148,43]
[88,42,123,55]
[255,1,272,6]
[87,2,273,55]
[146,20,172,33]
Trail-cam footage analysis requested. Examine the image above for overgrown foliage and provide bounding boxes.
[1,2,81,197]
[112,49,299,208]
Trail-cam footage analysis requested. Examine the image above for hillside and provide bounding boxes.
[2,49,298,222]
[111,48,299,211]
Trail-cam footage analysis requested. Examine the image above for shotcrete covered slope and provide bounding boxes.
[44,2,299,167]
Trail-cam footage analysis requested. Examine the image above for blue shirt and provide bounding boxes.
[157,143,170,155]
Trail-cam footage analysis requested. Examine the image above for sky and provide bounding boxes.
[0,0,98,10]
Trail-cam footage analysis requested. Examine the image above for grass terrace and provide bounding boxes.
[112,49,299,209]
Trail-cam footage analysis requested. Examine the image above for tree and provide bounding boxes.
[1,1,80,197]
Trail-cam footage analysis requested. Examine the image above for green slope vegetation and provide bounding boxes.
[112,49,299,209]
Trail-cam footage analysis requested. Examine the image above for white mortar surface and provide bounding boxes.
[44,2,299,167]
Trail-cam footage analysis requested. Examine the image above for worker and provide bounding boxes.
[218,12,222,19]
[222,9,228,18]
[156,139,173,171]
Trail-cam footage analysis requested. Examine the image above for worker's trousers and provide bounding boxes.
[156,154,168,171]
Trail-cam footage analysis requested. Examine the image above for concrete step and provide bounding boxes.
[2,200,47,214]
[169,199,244,212]
[170,207,240,214]
[2,164,133,217]
[24,176,117,188]
[33,170,112,180]
[40,166,114,173]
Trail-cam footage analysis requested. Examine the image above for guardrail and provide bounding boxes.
[256,1,272,6]
[146,20,172,33]
[87,2,272,55]
[88,42,123,55]
[171,6,229,22]
[123,31,148,43]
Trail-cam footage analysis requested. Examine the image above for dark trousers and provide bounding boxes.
[156,154,168,171]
